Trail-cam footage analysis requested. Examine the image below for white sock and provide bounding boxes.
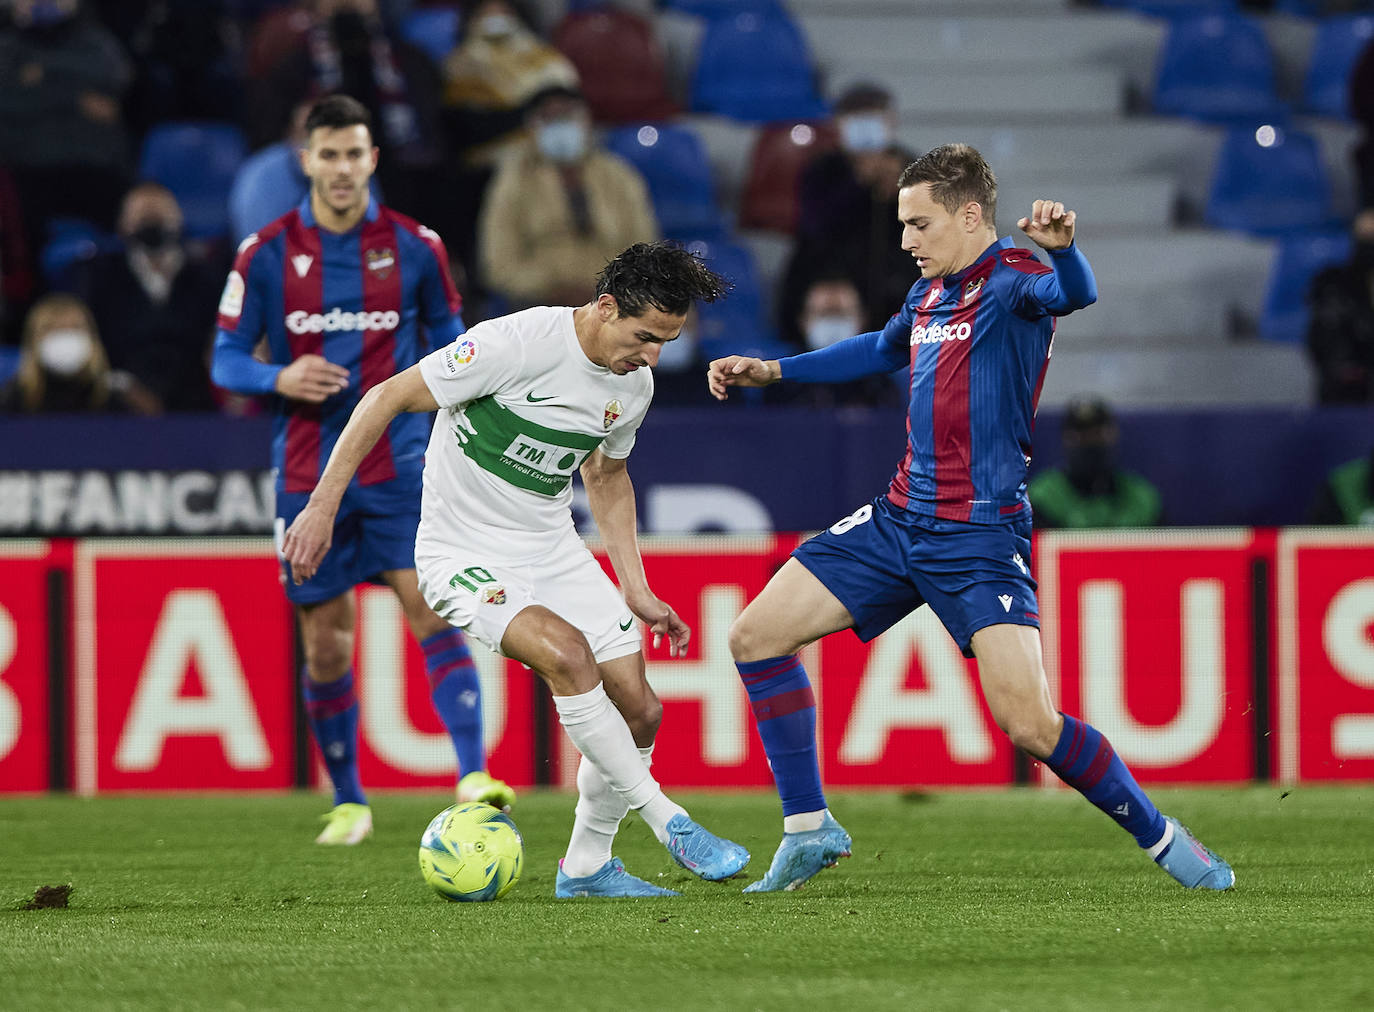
[783,809,827,834]
[561,745,653,878]
[553,684,665,813]
[1145,818,1175,860]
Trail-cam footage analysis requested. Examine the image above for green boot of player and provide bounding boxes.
[457,770,517,813]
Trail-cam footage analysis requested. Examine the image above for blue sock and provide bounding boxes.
[421,628,485,779]
[302,668,365,807]
[1045,713,1165,848]
[737,655,826,817]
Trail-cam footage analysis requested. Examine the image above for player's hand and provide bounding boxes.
[1017,199,1077,251]
[281,501,336,585]
[276,354,351,403]
[627,592,691,658]
[707,356,780,401]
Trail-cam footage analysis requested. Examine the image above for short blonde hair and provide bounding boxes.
[15,293,112,412]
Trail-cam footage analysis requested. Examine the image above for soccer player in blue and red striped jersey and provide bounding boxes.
[211,95,512,845]
[709,144,1233,893]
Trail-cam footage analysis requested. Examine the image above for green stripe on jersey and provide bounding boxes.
[452,395,605,496]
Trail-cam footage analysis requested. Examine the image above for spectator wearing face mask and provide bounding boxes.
[477,85,658,311]
[786,274,901,408]
[60,182,226,412]
[0,292,156,414]
[1027,398,1162,530]
[1306,210,1374,404]
[777,82,919,345]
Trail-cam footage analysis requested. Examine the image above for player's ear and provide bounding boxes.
[963,201,984,231]
[596,294,620,321]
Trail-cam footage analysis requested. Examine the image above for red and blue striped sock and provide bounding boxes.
[302,668,365,806]
[1046,712,1165,848]
[737,655,826,816]
[421,628,485,779]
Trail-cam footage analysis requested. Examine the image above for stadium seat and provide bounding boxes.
[689,9,827,123]
[0,345,20,388]
[662,0,784,16]
[139,122,248,241]
[682,236,768,343]
[1151,14,1284,123]
[1259,229,1351,343]
[39,218,110,286]
[603,123,725,238]
[1101,0,1237,17]
[553,9,678,124]
[1204,125,1337,236]
[737,120,839,234]
[399,6,461,67]
[1302,15,1374,119]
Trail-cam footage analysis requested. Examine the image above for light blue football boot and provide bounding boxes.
[555,858,680,898]
[743,812,852,893]
[1154,816,1235,890]
[664,814,751,881]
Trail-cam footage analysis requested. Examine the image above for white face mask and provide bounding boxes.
[804,315,860,351]
[536,120,588,164]
[475,13,517,39]
[37,328,94,377]
[655,329,696,373]
[839,114,891,154]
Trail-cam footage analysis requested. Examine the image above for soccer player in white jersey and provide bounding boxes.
[282,242,749,896]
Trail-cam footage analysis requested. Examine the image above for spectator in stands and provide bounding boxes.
[647,306,712,407]
[1309,445,1374,525]
[789,274,901,408]
[0,0,132,239]
[477,85,657,310]
[229,98,383,242]
[61,183,224,412]
[1028,398,1163,529]
[0,292,156,414]
[1306,211,1374,403]
[777,82,918,344]
[245,0,448,236]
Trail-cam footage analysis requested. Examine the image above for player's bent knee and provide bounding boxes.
[533,634,600,696]
[728,614,776,664]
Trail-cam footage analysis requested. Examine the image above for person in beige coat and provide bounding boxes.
[478,86,659,310]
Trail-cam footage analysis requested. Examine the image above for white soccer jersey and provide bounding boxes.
[415,306,653,561]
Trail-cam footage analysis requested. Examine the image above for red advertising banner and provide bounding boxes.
[0,541,54,793]
[74,540,295,793]
[1037,531,1257,786]
[1277,530,1374,783]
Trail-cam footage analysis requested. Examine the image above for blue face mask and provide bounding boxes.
[536,120,588,164]
[805,315,860,351]
[839,114,891,154]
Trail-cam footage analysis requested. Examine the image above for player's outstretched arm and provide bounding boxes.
[1016,198,1076,252]
[580,449,691,657]
[281,365,439,584]
[707,356,780,401]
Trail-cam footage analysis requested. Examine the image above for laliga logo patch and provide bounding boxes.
[218,271,245,320]
[366,247,395,280]
[454,339,478,365]
[483,585,507,605]
[603,399,623,430]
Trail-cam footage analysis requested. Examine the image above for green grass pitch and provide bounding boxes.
[3,786,1372,1010]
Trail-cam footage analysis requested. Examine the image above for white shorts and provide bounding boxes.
[416,528,641,663]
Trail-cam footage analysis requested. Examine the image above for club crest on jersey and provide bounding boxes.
[603,399,623,430]
[963,277,986,305]
[365,247,395,280]
[482,585,507,605]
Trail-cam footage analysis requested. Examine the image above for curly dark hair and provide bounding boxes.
[595,242,730,318]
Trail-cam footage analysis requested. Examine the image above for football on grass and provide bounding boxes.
[418,802,524,902]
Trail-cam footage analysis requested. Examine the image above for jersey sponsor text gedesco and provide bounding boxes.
[285,308,401,335]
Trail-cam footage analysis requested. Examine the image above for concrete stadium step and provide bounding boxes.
[861,67,1129,121]
[997,176,1179,234]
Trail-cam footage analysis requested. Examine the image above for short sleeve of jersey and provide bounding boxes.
[600,373,652,460]
[412,223,466,348]
[419,320,524,409]
[216,233,267,341]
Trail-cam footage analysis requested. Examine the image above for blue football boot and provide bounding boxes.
[1154,816,1235,890]
[555,858,680,898]
[743,812,852,893]
[664,814,750,881]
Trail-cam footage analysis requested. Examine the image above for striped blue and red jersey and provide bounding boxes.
[212,197,464,495]
[782,236,1096,525]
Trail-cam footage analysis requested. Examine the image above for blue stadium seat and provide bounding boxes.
[139,122,248,241]
[1204,125,1337,235]
[689,9,827,123]
[1302,15,1374,119]
[39,218,110,286]
[1260,229,1351,343]
[663,0,784,15]
[682,236,768,344]
[1101,0,1237,17]
[399,6,461,66]
[1151,14,1284,123]
[603,124,725,239]
[0,345,20,388]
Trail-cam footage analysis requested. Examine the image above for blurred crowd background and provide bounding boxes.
[2,0,1374,528]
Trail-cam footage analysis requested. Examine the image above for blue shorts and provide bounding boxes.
[275,478,422,606]
[791,495,1039,658]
